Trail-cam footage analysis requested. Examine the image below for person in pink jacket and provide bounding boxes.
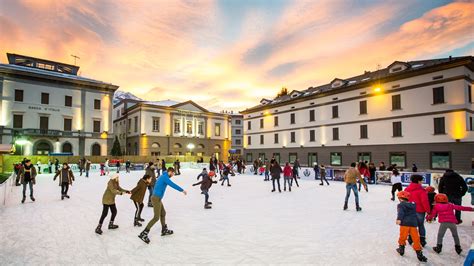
[283,163,293,192]
[404,175,430,247]
[426,193,473,255]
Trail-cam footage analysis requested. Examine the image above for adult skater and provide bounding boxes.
[283,162,292,192]
[319,164,329,186]
[343,163,365,211]
[54,158,60,172]
[53,162,75,200]
[145,162,157,207]
[161,159,167,174]
[264,159,271,181]
[85,159,91,178]
[125,160,131,173]
[438,169,468,224]
[174,159,181,175]
[358,162,369,192]
[17,159,37,204]
[270,161,282,193]
[313,162,319,180]
[36,160,41,174]
[156,159,161,176]
[193,168,217,209]
[293,159,301,179]
[395,191,428,262]
[116,160,120,173]
[95,174,130,235]
[390,169,403,201]
[291,162,300,187]
[104,158,110,176]
[405,174,430,247]
[138,167,187,244]
[130,174,152,227]
[427,193,474,254]
[221,165,231,186]
[48,159,52,174]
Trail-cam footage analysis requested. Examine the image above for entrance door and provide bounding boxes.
[40,116,49,134]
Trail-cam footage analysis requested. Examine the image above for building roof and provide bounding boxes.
[143,99,181,107]
[241,56,474,114]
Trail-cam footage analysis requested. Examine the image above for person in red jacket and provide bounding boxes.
[358,162,369,192]
[426,193,473,254]
[404,174,430,247]
[283,162,293,192]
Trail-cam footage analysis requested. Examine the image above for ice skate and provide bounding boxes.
[396,245,405,256]
[161,224,174,236]
[108,221,119,230]
[21,197,25,204]
[420,237,426,247]
[65,195,70,199]
[61,195,64,200]
[138,229,150,244]
[138,217,145,222]
[455,245,462,254]
[356,205,362,211]
[204,204,212,209]
[134,219,142,227]
[95,224,103,235]
[207,202,213,205]
[343,203,348,210]
[416,251,427,262]
[227,184,231,187]
[30,196,35,202]
[433,244,442,254]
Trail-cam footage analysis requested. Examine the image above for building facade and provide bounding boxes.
[228,112,243,156]
[0,53,118,156]
[113,99,232,160]
[241,56,474,173]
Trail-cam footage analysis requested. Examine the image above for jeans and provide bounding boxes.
[416,212,426,237]
[272,178,281,192]
[265,171,269,180]
[61,182,69,195]
[283,177,292,190]
[320,175,329,185]
[202,190,209,204]
[85,170,89,177]
[291,176,299,187]
[99,204,117,224]
[447,196,462,222]
[391,183,403,199]
[221,176,230,186]
[22,180,33,198]
[314,172,319,180]
[146,196,166,230]
[344,184,359,206]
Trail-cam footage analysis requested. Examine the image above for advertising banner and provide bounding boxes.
[375,171,431,186]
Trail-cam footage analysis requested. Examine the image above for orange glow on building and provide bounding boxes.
[449,112,467,140]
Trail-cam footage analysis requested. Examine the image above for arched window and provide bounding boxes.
[197,144,205,149]
[34,140,52,155]
[214,144,221,150]
[173,143,182,149]
[62,142,72,153]
[151,142,160,149]
[91,143,101,156]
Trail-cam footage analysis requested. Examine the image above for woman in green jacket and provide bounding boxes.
[95,174,130,235]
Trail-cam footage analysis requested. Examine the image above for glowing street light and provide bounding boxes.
[187,143,195,155]
[15,139,29,155]
[374,87,381,93]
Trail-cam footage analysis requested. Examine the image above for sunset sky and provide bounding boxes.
[0,0,473,111]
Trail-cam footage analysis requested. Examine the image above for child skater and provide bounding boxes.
[395,191,428,262]
[425,186,437,213]
[193,169,217,209]
[95,174,130,235]
[390,169,403,201]
[53,162,75,200]
[130,174,152,227]
[283,162,292,192]
[426,193,474,254]
[221,165,231,186]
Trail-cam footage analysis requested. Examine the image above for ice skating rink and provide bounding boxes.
[0,169,472,265]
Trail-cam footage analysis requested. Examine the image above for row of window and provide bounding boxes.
[14,89,102,110]
[12,114,102,132]
[120,117,222,136]
[248,117,450,145]
[250,85,473,130]
[245,151,452,170]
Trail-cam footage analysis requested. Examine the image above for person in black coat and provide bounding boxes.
[438,169,468,224]
[270,162,282,193]
[193,168,217,209]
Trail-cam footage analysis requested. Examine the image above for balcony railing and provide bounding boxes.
[3,128,108,138]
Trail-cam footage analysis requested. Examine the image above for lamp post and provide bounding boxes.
[187,143,195,156]
[15,139,29,155]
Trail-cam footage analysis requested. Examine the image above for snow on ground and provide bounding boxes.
[0,169,472,265]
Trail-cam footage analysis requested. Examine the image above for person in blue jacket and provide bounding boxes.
[138,167,187,244]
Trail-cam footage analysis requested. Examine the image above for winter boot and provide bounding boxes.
[416,251,427,262]
[134,219,142,227]
[65,195,70,199]
[356,205,362,211]
[455,245,462,255]
[396,245,405,256]
[108,221,119,230]
[30,196,35,202]
[343,203,348,211]
[227,184,231,187]
[138,229,150,244]
[207,202,213,205]
[21,196,26,204]
[61,195,65,200]
[433,244,442,254]
[420,237,427,247]
[161,224,174,236]
[407,235,413,245]
[204,204,212,209]
[95,224,103,235]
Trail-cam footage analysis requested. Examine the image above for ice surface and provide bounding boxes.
[1,169,472,265]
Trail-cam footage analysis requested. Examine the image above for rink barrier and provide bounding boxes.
[0,172,15,206]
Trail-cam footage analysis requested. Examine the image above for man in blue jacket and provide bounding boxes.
[139,167,187,244]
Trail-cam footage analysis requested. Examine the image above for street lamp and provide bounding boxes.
[15,139,29,155]
[187,143,195,156]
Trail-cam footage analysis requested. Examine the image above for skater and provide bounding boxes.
[405,174,430,247]
[138,167,187,244]
[48,159,52,174]
[36,159,41,174]
[145,162,157,207]
[291,163,300,187]
[358,162,369,192]
[100,163,105,176]
[116,160,120,173]
[221,165,231,186]
[395,191,428,262]
[95,174,130,235]
[156,159,161,176]
[53,162,75,200]
[426,193,474,254]
[379,161,386,171]
[438,169,468,224]
[283,162,292,192]
[17,159,37,203]
[343,163,365,211]
[426,186,437,213]
[104,158,110,176]
[319,164,329,186]
[253,159,259,175]
[130,174,152,227]
[125,160,131,173]
[270,161,282,193]
[193,169,217,209]
[390,169,403,201]
[313,162,319,180]
[412,164,418,172]
[264,159,270,181]
[368,162,376,184]
[85,159,91,178]
[54,158,60,172]
[161,159,167,174]
[174,159,181,175]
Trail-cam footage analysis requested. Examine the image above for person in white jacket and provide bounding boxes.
[390,169,403,201]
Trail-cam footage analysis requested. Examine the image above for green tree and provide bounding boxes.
[111,136,122,156]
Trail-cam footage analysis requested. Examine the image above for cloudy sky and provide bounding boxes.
[0,0,473,111]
